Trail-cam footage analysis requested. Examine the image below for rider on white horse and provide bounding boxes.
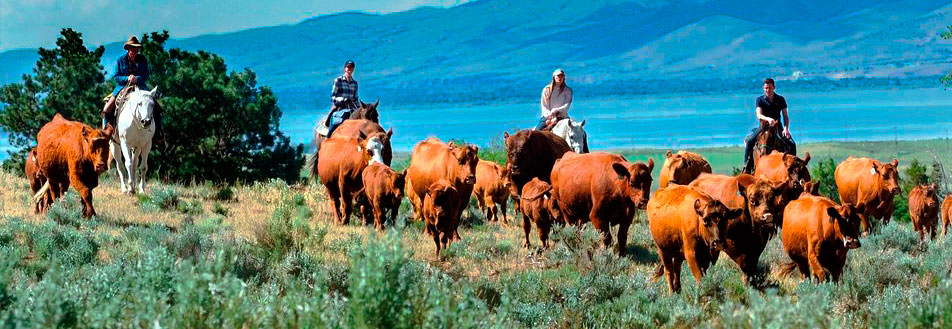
[102,35,165,143]
[535,68,573,131]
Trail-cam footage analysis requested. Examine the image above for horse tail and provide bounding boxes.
[306,152,319,182]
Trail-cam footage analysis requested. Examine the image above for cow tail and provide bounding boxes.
[651,263,664,281]
[778,261,798,278]
[306,152,319,182]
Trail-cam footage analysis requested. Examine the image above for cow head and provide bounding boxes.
[801,180,821,197]
[694,198,743,251]
[828,203,865,249]
[82,125,112,173]
[782,152,812,191]
[919,184,939,209]
[362,131,390,165]
[874,158,901,196]
[503,131,528,176]
[736,173,786,226]
[391,169,407,201]
[664,151,702,185]
[448,142,479,185]
[427,180,459,226]
[614,158,654,209]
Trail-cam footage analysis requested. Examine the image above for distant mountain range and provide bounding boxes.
[2,0,951,109]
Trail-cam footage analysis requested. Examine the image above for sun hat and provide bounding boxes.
[123,36,142,50]
[552,68,565,77]
[344,60,356,68]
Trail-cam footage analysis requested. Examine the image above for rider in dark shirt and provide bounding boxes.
[743,78,796,173]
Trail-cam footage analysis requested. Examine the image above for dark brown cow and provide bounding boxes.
[503,130,571,201]
[424,179,460,257]
[648,185,742,293]
[474,160,510,223]
[405,138,479,237]
[519,178,561,249]
[781,195,864,282]
[550,152,654,254]
[689,173,786,283]
[659,150,712,188]
[33,114,113,218]
[909,184,940,240]
[25,148,51,213]
[835,157,901,234]
[943,196,952,235]
[360,163,406,230]
[317,136,380,224]
[754,150,811,204]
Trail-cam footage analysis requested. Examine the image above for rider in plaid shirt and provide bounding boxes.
[325,60,359,136]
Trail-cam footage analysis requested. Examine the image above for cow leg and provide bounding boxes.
[538,215,552,250]
[591,206,612,249]
[430,225,441,257]
[522,213,532,249]
[488,202,499,223]
[373,201,385,231]
[944,214,950,236]
[684,249,706,288]
[476,196,489,221]
[615,219,631,256]
[666,254,684,293]
[858,213,872,236]
[807,241,826,282]
[340,185,353,225]
[499,199,508,224]
[137,142,151,194]
[70,173,95,218]
[325,185,342,224]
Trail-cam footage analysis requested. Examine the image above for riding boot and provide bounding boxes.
[102,95,117,130]
[153,101,165,145]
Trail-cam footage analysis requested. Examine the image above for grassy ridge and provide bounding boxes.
[2,139,952,327]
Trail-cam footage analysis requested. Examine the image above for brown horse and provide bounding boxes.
[310,100,386,180]
[751,120,794,170]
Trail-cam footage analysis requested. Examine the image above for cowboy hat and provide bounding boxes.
[123,36,142,50]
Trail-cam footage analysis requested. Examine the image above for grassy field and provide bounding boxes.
[1,139,952,327]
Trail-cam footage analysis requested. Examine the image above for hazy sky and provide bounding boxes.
[0,0,470,51]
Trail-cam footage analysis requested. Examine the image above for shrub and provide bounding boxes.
[253,192,314,262]
[811,157,840,202]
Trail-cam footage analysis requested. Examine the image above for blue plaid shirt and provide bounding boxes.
[111,53,149,96]
[331,75,358,108]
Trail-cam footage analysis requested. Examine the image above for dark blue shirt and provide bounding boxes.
[112,53,149,95]
[755,94,787,121]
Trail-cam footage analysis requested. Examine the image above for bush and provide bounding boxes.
[811,157,840,202]
[253,192,316,262]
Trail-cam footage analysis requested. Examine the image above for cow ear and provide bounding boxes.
[802,152,811,164]
[784,154,796,167]
[81,125,91,138]
[853,202,866,216]
[808,181,820,195]
[447,141,456,148]
[646,158,655,172]
[665,150,673,158]
[728,207,744,220]
[503,131,510,139]
[892,158,899,167]
[772,180,787,195]
[694,199,705,217]
[612,163,630,181]
[386,127,393,139]
[826,207,840,223]
[736,173,756,192]
[470,145,479,154]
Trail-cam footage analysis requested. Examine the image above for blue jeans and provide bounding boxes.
[327,108,352,136]
[534,117,547,130]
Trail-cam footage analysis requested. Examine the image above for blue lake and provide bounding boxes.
[280,88,952,152]
[3,88,952,157]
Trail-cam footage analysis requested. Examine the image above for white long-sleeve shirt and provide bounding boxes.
[540,85,573,119]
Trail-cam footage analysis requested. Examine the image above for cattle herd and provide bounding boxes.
[21,114,952,294]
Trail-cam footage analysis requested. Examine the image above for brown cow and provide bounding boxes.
[360,163,406,230]
[550,152,654,254]
[33,114,113,218]
[781,195,863,282]
[943,196,952,235]
[648,185,742,293]
[909,184,940,240]
[659,150,712,188]
[317,136,384,224]
[503,130,571,201]
[25,148,52,213]
[405,138,479,237]
[689,173,786,283]
[754,150,811,204]
[519,178,561,249]
[835,157,901,234]
[424,179,460,257]
[474,160,510,223]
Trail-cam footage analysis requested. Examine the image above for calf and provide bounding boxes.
[943,195,952,235]
[658,150,712,188]
[519,178,561,249]
[424,179,460,257]
[648,185,742,293]
[34,114,113,218]
[405,138,479,238]
[550,152,654,254]
[360,163,407,230]
[689,173,786,284]
[835,157,900,234]
[781,195,864,282]
[909,184,940,240]
[474,160,510,223]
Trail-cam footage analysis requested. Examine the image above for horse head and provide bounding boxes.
[354,99,380,123]
[129,86,158,129]
[554,119,588,153]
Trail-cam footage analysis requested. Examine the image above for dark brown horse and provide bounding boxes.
[309,100,385,180]
[752,120,794,169]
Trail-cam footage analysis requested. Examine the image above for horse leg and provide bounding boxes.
[111,141,128,193]
[137,142,152,194]
[120,140,136,194]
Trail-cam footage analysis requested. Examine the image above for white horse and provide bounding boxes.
[551,118,588,153]
[110,87,157,194]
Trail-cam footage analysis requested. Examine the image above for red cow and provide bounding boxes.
[781,194,864,282]
[835,157,901,234]
[317,135,384,224]
[550,152,654,254]
[360,163,406,230]
[474,160,510,223]
[659,150,712,188]
[424,179,460,257]
[33,114,112,218]
[942,196,952,235]
[405,138,479,238]
[519,178,561,249]
[909,184,940,240]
